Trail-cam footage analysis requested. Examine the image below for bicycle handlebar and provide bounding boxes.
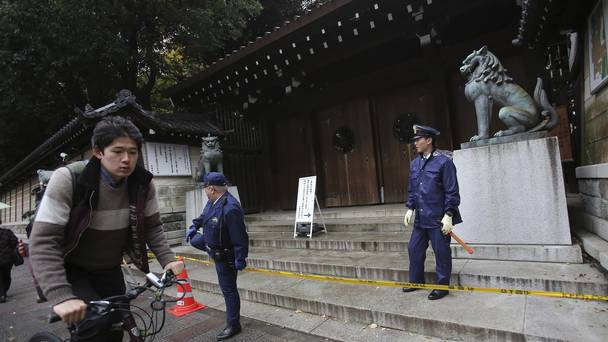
[48,270,177,324]
[48,313,62,324]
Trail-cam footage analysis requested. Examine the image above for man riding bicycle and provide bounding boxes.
[29,116,183,341]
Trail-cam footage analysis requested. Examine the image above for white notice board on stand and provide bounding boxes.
[294,176,327,239]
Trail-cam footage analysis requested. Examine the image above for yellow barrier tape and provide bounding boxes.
[145,252,608,302]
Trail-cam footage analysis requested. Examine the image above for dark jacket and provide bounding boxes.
[192,192,249,263]
[0,228,18,265]
[406,150,462,229]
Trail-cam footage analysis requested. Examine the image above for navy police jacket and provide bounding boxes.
[192,192,249,263]
[406,150,462,229]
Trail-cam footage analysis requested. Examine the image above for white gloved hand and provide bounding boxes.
[404,209,414,227]
[441,214,453,235]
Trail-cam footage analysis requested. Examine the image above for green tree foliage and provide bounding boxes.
[0,0,262,172]
[0,0,325,173]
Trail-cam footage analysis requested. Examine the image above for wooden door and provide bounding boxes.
[317,97,379,207]
[374,83,433,203]
[272,114,316,209]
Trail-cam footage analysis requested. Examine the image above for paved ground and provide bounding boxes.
[0,260,335,342]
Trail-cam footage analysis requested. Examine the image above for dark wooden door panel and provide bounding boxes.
[273,114,315,209]
[318,97,379,207]
[374,83,432,203]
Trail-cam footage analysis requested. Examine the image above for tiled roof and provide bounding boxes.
[0,90,226,188]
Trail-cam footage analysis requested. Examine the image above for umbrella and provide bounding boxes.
[0,202,11,210]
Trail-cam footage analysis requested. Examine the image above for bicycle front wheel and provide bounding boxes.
[28,332,65,342]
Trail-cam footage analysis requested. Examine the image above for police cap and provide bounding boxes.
[412,124,440,140]
[203,172,228,187]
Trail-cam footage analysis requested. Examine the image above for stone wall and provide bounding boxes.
[153,176,198,245]
[576,163,608,270]
[160,211,187,246]
[154,177,196,213]
[582,29,608,165]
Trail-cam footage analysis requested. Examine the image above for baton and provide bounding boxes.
[20,241,47,302]
[449,231,473,254]
[25,257,47,301]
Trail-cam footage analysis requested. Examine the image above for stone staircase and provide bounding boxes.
[165,204,608,341]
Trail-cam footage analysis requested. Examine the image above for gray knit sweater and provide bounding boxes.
[29,167,175,305]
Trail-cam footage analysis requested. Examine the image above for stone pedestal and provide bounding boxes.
[453,137,572,246]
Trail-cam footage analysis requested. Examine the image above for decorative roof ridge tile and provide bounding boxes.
[0,89,223,188]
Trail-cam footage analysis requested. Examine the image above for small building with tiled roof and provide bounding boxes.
[0,89,240,243]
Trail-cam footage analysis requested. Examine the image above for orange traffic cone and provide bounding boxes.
[167,258,206,317]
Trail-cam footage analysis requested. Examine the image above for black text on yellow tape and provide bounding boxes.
[146,253,608,302]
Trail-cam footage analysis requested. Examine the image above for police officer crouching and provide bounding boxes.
[186,172,249,340]
[402,125,462,300]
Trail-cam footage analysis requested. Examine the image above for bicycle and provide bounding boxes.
[28,270,185,342]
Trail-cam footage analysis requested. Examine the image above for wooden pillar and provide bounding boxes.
[310,109,325,208]
[428,52,456,150]
[1,192,4,223]
[369,96,385,203]
[262,112,279,210]
[11,188,14,223]
[21,182,24,222]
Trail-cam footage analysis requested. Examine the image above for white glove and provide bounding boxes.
[441,214,453,235]
[404,209,414,227]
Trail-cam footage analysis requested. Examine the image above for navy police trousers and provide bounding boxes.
[408,227,452,285]
[215,261,240,326]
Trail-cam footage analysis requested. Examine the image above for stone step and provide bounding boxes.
[245,204,407,222]
[576,229,608,271]
[246,217,405,233]
[247,232,583,263]
[147,261,608,342]
[173,246,607,296]
[127,270,449,342]
[167,238,183,246]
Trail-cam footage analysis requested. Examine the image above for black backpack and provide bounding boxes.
[25,161,89,238]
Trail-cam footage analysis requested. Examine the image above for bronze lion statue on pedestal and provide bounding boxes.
[460,45,558,142]
[194,135,224,182]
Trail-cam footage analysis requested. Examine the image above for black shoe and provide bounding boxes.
[402,287,419,293]
[216,323,242,341]
[36,297,47,303]
[0,295,6,303]
[428,290,449,300]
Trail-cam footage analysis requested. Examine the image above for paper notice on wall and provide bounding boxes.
[143,142,192,176]
[295,176,316,223]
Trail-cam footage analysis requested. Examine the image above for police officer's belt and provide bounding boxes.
[207,246,234,263]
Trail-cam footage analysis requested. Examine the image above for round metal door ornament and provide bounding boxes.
[333,127,355,153]
[393,112,419,143]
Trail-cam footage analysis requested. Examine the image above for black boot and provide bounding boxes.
[216,322,242,341]
[402,287,419,293]
[428,290,449,300]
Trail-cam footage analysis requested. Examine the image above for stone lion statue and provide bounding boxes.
[195,135,224,182]
[460,45,558,141]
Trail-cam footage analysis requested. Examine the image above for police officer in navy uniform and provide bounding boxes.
[186,172,249,340]
[402,125,462,300]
